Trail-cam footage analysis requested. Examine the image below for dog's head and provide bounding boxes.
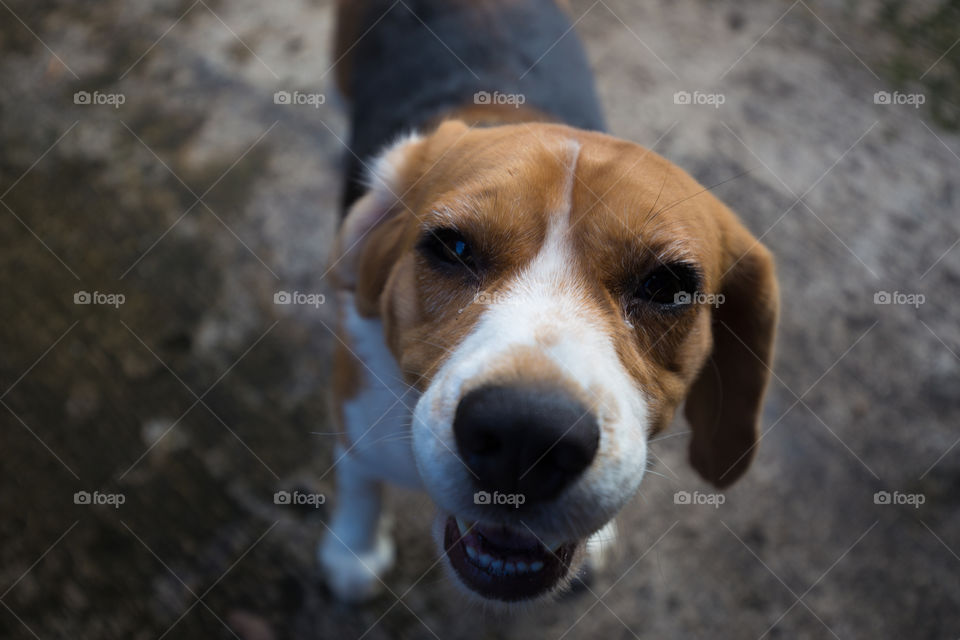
[335,121,778,603]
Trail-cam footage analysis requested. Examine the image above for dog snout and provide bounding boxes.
[453,384,599,503]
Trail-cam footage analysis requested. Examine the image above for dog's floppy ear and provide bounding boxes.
[333,121,472,317]
[333,133,426,316]
[684,210,779,488]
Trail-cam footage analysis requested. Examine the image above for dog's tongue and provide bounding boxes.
[473,522,542,551]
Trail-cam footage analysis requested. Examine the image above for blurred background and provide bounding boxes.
[1,0,958,638]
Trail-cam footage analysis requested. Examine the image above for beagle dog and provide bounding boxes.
[319,0,779,605]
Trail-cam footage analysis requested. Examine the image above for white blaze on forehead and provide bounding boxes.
[449,137,641,423]
[538,139,580,270]
[504,139,585,304]
[552,139,581,227]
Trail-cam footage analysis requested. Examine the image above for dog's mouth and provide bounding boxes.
[443,515,577,602]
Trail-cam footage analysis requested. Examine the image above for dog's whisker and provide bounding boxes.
[378,371,423,395]
[648,430,691,444]
[650,166,758,220]
[637,169,671,238]
[359,433,413,445]
[644,469,673,481]
[351,431,415,450]
[410,337,458,357]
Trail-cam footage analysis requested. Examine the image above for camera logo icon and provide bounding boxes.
[673,91,691,105]
[473,290,496,305]
[873,91,892,105]
[73,90,124,108]
[873,491,891,505]
[274,91,291,105]
[673,490,692,504]
[674,291,692,304]
[474,490,491,505]
[73,490,124,507]
[474,91,492,105]
[874,291,892,304]
[74,291,92,304]
[273,489,324,507]
[274,291,291,304]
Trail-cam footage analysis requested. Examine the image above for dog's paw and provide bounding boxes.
[318,528,395,603]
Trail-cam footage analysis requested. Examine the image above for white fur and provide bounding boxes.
[318,290,421,601]
[585,519,618,573]
[338,291,422,488]
[319,446,397,602]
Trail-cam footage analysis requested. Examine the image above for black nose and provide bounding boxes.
[453,384,599,503]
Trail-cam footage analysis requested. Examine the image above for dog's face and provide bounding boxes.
[336,121,778,603]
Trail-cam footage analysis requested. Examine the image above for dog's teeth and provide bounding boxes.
[456,519,556,576]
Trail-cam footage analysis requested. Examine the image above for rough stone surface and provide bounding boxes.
[1,1,958,638]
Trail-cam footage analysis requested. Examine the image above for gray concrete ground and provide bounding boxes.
[1,0,958,638]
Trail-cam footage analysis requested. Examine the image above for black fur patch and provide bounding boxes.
[340,0,606,213]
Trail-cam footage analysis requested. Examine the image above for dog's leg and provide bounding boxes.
[318,294,419,602]
[319,447,395,602]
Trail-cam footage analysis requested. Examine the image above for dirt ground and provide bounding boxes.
[1,0,958,638]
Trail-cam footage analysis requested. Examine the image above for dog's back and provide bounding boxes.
[334,0,605,211]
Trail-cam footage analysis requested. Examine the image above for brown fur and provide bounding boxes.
[332,121,779,487]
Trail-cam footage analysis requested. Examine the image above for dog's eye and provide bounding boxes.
[634,263,700,307]
[419,228,476,271]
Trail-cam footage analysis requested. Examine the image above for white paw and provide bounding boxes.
[319,527,395,603]
[585,520,617,574]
